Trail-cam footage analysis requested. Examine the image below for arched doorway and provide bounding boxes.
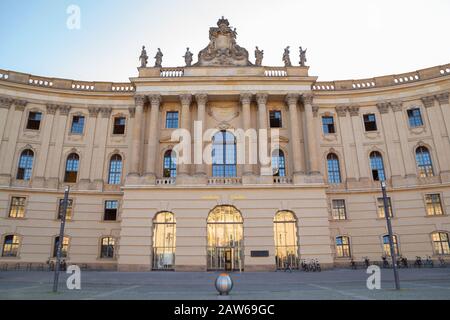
[273,211,299,270]
[152,211,176,270]
[207,205,243,271]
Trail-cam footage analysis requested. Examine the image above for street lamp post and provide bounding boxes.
[380,181,400,290]
[53,186,70,293]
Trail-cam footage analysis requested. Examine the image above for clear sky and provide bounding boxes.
[0,0,449,82]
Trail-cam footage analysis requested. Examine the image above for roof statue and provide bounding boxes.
[194,17,252,67]
[299,46,307,67]
[139,45,148,68]
[183,47,194,67]
[254,46,264,66]
[283,46,292,67]
[154,48,163,68]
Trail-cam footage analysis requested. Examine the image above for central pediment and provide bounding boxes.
[194,17,252,67]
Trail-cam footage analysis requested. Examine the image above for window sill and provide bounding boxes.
[425,214,448,218]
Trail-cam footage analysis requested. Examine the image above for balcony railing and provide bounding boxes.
[156,177,176,185]
[273,176,292,184]
[208,177,242,185]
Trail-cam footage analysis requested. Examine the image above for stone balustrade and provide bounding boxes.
[156,178,176,185]
[208,177,242,185]
[273,176,293,184]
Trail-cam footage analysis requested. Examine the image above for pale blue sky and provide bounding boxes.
[0,0,449,82]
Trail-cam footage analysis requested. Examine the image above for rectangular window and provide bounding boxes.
[425,194,443,216]
[363,114,377,131]
[269,110,282,128]
[331,199,347,220]
[26,112,42,130]
[58,199,73,220]
[166,111,179,129]
[70,115,85,134]
[113,117,126,135]
[8,197,26,218]
[322,116,335,134]
[377,197,393,218]
[104,200,118,221]
[407,108,423,128]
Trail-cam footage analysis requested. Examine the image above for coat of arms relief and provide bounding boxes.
[194,17,252,67]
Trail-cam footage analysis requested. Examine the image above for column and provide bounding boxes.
[195,93,207,176]
[79,106,100,186]
[129,96,145,175]
[285,93,304,175]
[302,94,320,174]
[34,104,57,184]
[390,101,416,177]
[0,99,27,183]
[436,92,450,144]
[91,107,111,185]
[349,105,370,181]
[256,93,270,176]
[0,98,13,182]
[178,94,192,176]
[145,94,161,178]
[240,92,253,175]
[336,106,359,181]
[422,95,450,174]
[48,105,70,187]
[377,102,404,178]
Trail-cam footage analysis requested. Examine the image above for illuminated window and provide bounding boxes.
[332,199,347,220]
[53,236,69,258]
[8,197,26,218]
[17,149,34,180]
[58,199,73,220]
[2,235,20,257]
[322,116,335,134]
[336,236,351,258]
[425,194,443,216]
[370,151,385,181]
[377,197,393,218]
[272,149,286,177]
[273,211,298,270]
[152,212,176,270]
[100,237,115,258]
[327,153,341,184]
[163,150,177,178]
[108,154,122,185]
[113,117,126,135]
[382,235,399,257]
[26,111,42,130]
[64,153,79,183]
[212,131,236,177]
[166,111,179,129]
[407,108,423,128]
[70,115,85,134]
[104,200,118,221]
[432,232,450,255]
[416,146,434,177]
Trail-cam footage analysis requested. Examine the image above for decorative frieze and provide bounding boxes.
[376,102,390,114]
[421,96,435,108]
[435,92,449,105]
[348,105,360,116]
[335,105,347,117]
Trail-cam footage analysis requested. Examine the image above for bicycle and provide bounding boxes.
[424,256,434,268]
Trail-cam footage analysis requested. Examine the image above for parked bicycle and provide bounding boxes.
[363,257,370,268]
[350,259,357,270]
[438,256,446,268]
[397,256,408,268]
[424,256,434,268]
[414,256,422,268]
[381,256,390,268]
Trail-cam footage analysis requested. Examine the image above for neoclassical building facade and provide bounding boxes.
[1,18,450,271]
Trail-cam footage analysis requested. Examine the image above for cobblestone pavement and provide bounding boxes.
[0,268,450,300]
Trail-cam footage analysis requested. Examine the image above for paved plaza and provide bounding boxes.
[1,268,450,300]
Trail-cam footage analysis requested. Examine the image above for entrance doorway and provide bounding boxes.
[273,211,299,270]
[207,205,244,271]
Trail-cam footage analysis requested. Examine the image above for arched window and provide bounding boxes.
[152,212,176,270]
[336,236,351,258]
[100,237,115,258]
[53,236,70,258]
[416,146,434,177]
[327,153,341,184]
[2,235,20,257]
[17,149,34,180]
[272,149,286,177]
[64,153,79,183]
[212,131,236,177]
[431,232,450,255]
[163,150,177,178]
[207,205,243,271]
[370,151,385,181]
[274,211,298,269]
[382,235,399,257]
[108,154,122,184]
